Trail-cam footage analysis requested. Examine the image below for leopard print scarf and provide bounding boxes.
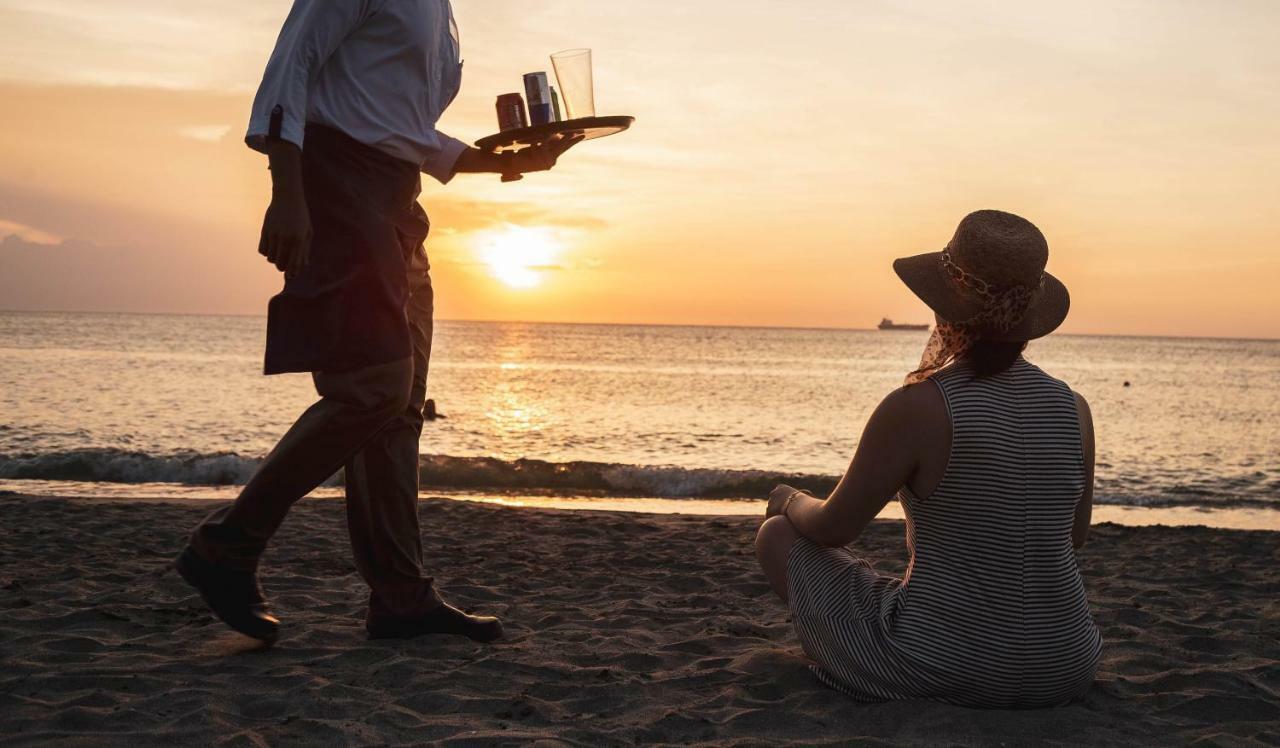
[905,251,1043,385]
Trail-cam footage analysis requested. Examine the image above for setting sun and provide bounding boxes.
[475,225,563,289]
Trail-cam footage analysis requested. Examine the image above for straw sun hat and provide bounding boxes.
[893,210,1069,342]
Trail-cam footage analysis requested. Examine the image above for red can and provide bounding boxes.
[496,93,528,132]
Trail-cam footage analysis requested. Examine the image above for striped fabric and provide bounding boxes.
[786,358,1102,708]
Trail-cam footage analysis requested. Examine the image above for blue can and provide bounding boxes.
[523,72,554,126]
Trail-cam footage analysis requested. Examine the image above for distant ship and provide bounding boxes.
[878,318,930,331]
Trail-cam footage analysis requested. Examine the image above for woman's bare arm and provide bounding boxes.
[775,384,941,547]
[1072,391,1095,549]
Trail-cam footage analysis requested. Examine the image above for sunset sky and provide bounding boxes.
[0,0,1277,338]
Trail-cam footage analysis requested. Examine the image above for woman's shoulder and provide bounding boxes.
[1019,359,1081,396]
[877,379,949,433]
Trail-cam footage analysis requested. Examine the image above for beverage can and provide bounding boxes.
[496,93,528,132]
[550,86,564,123]
[524,72,554,126]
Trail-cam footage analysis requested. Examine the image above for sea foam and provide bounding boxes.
[0,448,1273,508]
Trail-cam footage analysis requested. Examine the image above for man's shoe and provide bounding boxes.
[367,600,504,643]
[175,546,280,644]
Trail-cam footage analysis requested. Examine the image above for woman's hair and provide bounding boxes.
[966,338,1028,378]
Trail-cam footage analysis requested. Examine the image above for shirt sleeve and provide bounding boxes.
[420,131,470,185]
[245,0,379,153]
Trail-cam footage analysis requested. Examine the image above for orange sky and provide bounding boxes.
[0,0,1277,338]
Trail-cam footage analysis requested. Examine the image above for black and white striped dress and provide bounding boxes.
[786,358,1101,708]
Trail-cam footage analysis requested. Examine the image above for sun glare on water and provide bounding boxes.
[476,225,562,289]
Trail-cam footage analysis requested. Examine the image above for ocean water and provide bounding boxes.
[0,312,1277,513]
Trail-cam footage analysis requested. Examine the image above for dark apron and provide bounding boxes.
[264,124,429,375]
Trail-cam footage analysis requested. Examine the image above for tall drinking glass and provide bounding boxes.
[550,48,595,120]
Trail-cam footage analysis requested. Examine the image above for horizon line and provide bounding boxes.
[2,307,1278,344]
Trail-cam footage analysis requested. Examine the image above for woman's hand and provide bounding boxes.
[767,484,803,519]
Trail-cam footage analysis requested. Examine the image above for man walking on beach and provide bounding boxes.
[176,0,579,644]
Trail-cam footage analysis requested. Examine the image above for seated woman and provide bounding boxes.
[756,210,1100,709]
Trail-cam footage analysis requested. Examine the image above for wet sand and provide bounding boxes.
[1,495,1277,746]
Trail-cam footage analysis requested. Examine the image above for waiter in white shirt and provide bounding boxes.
[177,0,578,645]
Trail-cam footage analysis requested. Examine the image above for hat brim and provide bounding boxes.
[893,252,1070,342]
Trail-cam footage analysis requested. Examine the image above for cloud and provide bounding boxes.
[0,219,61,245]
[178,124,233,142]
[425,197,609,234]
[0,81,618,315]
[0,233,274,315]
[0,0,278,90]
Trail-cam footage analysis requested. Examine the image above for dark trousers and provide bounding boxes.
[191,123,440,617]
[191,257,436,616]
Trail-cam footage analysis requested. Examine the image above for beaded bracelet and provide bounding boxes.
[782,489,804,518]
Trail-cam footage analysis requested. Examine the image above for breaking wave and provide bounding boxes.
[0,448,824,498]
[0,448,1274,507]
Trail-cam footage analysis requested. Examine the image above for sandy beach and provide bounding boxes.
[1,494,1277,746]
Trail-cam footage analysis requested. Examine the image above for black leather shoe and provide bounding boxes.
[367,600,503,643]
[175,546,280,644]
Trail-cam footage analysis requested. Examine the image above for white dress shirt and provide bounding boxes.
[246,0,468,184]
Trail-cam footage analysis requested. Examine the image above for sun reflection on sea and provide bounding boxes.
[486,382,548,437]
[480,325,554,443]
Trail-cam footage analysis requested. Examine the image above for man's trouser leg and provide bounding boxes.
[345,259,437,618]
[190,357,414,571]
